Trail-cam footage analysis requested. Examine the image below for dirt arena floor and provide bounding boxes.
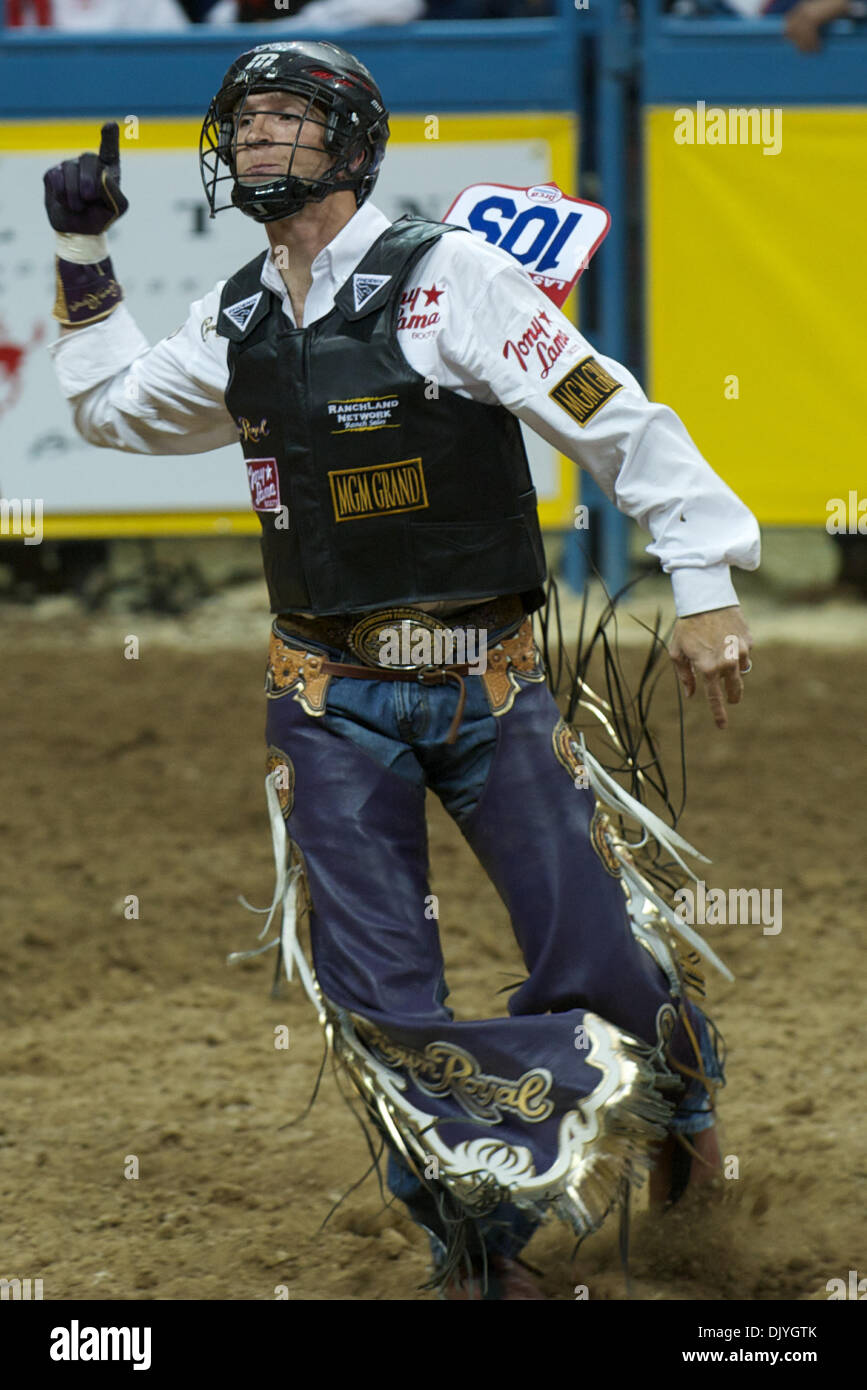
[1,578,865,1302]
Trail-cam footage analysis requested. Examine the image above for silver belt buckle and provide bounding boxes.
[347,607,454,671]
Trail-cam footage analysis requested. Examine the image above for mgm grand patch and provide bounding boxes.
[548,355,623,426]
[328,457,428,522]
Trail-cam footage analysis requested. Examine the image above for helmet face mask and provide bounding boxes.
[200,41,390,224]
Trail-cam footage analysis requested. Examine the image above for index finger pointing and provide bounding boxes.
[98,121,120,169]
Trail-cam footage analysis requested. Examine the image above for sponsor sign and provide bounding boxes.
[548,356,623,426]
[328,457,428,522]
[327,395,399,433]
[442,181,610,308]
[353,272,392,311]
[222,291,262,333]
[502,306,580,381]
[245,457,280,511]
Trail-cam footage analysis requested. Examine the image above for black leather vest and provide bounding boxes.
[218,215,548,615]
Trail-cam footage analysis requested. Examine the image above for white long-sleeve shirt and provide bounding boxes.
[48,200,760,617]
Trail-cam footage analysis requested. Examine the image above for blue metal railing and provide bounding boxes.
[641,0,867,103]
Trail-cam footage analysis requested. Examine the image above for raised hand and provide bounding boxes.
[44,122,130,236]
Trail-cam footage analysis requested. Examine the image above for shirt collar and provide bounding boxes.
[259,201,392,311]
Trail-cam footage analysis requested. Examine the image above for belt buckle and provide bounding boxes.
[347,607,454,672]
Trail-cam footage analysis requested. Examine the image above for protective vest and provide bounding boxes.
[217,215,548,615]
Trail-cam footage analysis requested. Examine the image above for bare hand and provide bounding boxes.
[669,605,753,731]
[785,0,848,52]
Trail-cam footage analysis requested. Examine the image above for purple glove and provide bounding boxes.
[44,121,129,235]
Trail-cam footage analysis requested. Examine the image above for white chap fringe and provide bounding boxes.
[227,761,714,1246]
[577,734,734,984]
[327,1003,679,1240]
[228,770,320,1010]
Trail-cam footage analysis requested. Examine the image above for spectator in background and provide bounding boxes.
[230,0,423,22]
[422,1,554,13]
[769,0,855,51]
[669,0,863,51]
[175,0,425,21]
[178,0,553,19]
[6,0,558,22]
[5,0,430,22]
[176,0,237,18]
[7,0,189,25]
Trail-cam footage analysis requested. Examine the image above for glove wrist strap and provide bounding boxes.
[54,231,109,264]
[53,255,123,327]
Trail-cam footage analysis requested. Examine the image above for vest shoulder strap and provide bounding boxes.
[217,250,271,342]
[334,216,459,322]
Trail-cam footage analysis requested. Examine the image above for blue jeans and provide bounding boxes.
[266,621,725,1265]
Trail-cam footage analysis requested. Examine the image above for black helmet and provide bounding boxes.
[200,40,390,224]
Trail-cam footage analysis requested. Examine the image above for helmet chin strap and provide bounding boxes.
[230,156,360,224]
[232,181,321,222]
[229,127,354,224]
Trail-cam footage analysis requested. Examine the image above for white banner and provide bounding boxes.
[0,122,569,525]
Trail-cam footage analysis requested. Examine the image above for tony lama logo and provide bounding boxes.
[674,101,782,156]
[398,284,444,335]
[50,1320,152,1371]
[246,457,281,513]
[502,307,577,380]
[329,457,428,522]
[237,415,270,444]
[674,881,782,936]
[0,496,43,545]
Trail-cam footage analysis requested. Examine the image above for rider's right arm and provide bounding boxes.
[48,285,240,454]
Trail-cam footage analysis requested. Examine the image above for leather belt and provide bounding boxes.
[273,594,527,746]
[275,593,525,660]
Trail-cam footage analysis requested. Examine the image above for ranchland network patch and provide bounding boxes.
[329,458,428,522]
[327,395,400,433]
[549,355,623,425]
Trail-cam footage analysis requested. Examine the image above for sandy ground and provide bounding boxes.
[1,578,865,1301]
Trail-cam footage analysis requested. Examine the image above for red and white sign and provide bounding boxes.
[246,457,280,513]
[442,182,610,308]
